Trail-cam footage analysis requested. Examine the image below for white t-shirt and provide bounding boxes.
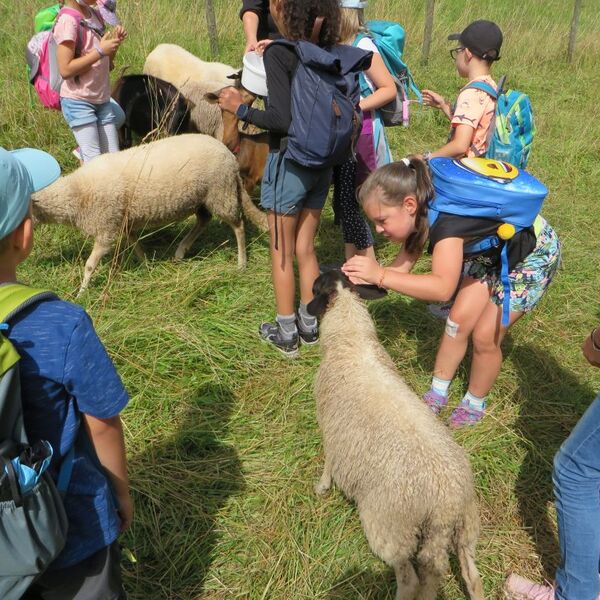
[356,36,379,96]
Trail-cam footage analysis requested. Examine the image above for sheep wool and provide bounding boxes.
[311,272,484,600]
[32,134,267,296]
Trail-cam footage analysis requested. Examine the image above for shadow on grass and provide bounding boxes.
[123,383,243,599]
[510,343,596,577]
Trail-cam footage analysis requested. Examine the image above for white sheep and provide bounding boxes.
[32,134,268,296]
[143,44,238,89]
[307,271,485,600]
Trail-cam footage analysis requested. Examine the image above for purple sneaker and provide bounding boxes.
[449,401,485,428]
[422,389,447,415]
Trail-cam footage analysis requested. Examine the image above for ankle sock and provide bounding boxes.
[431,376,451,397]
[276,314,297,340]
[297,303,317,332]
[462,390,486,411]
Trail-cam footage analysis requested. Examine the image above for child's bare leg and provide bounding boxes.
[432,277,491,381]
[268,211,299,315]
[295,208,322,305]
[468,302,523,397]
[344,243,376,261]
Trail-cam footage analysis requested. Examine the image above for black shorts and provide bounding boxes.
[23,541,126,600]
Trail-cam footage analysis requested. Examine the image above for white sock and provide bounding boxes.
[463,390,486,411]
[431,376,451,397]
[276,314,297,339]
[72,123,100,162]
[297,302,317,331]
[98,122,119,153]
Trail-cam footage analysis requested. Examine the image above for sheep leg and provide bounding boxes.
[231,220,247,270]
[77,239,113,297]
[455,501,484,600]
[394,561,419,600]
[314,456,332,496]
[174,207,212,260]
[127,234,146,262]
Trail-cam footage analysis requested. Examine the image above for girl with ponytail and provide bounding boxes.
[342,157,560,428]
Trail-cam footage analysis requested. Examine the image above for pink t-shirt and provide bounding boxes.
[451,75,497,158]
[54,10,111,104]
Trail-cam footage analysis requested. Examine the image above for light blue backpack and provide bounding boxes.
[354,20,421,127]
[428,157,548,325]
[464,76,536,169]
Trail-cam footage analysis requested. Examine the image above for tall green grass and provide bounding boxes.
[1,0,600,598]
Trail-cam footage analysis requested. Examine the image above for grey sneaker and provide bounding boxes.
[259,322,299,358]
[297,322,319,345]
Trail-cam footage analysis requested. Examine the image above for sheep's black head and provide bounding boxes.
[307,270,354,317]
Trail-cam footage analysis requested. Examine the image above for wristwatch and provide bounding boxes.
[236,104,250,121]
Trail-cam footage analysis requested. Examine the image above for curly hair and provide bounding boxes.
[280,0,341,47]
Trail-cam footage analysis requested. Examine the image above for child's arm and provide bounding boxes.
[359,54,397,113]
[430,123,473,159]
[56,31,120,79]
[84,413,133,532]
[342,237,463,302]
[422,89,453,120]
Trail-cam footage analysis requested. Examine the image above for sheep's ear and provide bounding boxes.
[227,70,242,81]
[204,91,220,104]
[306,293,329,318]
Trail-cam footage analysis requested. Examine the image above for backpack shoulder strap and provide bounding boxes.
[463,81,498,100]
[0,285,57,324]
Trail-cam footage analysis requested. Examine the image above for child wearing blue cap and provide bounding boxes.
[0,148,131,599]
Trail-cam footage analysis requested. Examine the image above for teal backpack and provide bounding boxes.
[464,76,536,169]
[354,20,421,127]
[0,286,75,599]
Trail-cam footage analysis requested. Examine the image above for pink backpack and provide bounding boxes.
[26,7,91,110]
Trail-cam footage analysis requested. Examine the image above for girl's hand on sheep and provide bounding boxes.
[342,256,382,286]
[255,39,274,55]
[218,87,244,115]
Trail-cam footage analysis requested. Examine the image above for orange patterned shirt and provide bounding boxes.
[451,75,497,158]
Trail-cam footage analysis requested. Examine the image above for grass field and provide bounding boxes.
[2,0,600,598]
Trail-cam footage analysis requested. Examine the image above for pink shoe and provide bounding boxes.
[422,389,447,415]
[448,401,485,428]
[504,574,555,600]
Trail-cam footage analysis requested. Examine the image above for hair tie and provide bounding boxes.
[400,157,410,167]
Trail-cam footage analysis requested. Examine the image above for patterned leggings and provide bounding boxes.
[332,157,374,250]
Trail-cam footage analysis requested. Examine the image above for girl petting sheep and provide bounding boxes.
[218,0,343,357]
[55,0,127,162]
[332,0,395,264]
[342,158,561,427]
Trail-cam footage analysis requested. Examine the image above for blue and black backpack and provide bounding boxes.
[464,75,535,169]
[428,157,548,325]
[269,20,372,170]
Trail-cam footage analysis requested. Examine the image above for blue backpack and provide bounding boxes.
[428,157,548,325]
[269,36,372,169]
[354,21,421,127]
[464,76,536,169]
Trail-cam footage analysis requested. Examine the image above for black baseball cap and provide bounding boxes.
[448,20,503,61]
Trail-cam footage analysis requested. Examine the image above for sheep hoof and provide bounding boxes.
[314,481,331,497]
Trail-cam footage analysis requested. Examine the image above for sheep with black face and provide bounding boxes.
[308,271,484,600]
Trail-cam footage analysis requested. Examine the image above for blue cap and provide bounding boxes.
[0,148,60,239]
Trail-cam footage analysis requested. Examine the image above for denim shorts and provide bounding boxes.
[61,97,119,128]
[260,151,332,215]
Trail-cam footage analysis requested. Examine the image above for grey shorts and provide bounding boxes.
[260,151,332,215]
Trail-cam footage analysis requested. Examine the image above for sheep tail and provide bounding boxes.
[238,174,268,232]
[454,498,484,600]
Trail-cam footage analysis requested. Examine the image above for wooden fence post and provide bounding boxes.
[205,0,219,58]
[422,0,436,65]
[567,0,583,63]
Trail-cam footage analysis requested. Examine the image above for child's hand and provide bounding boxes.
[99,31,120,58]
[218,87,244,115]
[254,39,273,55]
[342,256,382,286]
[422,89,447,110]
[113,25,128,42]
[117,492,134,532]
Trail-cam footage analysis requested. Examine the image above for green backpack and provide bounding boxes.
[34,4,62,33]
[0,285,74,599]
